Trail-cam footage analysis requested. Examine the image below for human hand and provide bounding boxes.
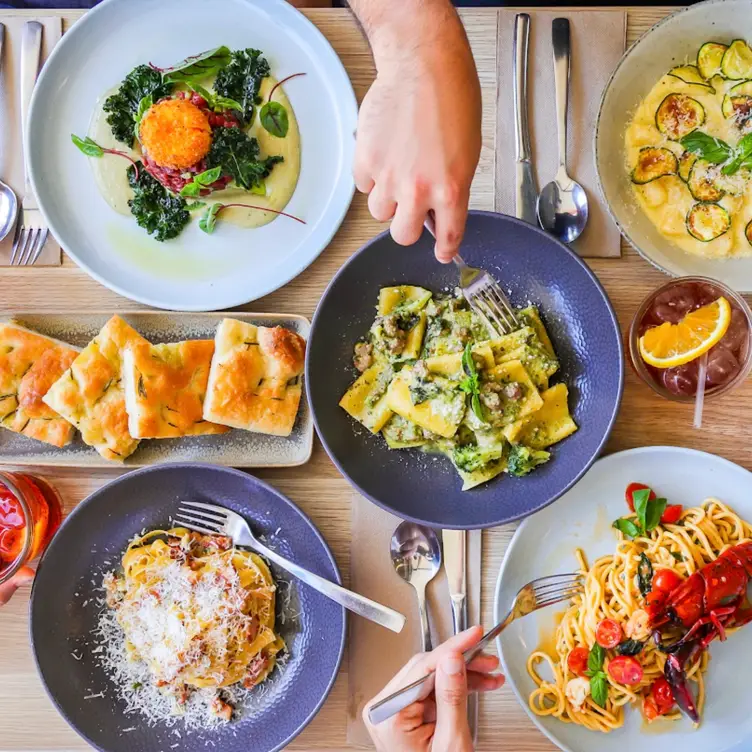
[353,4,482,263]
[0,566,34,606]
[363,626,505,752]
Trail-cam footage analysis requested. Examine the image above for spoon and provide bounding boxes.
[537,18,589,244]
[0,25,19,242]
[390,521,442,652]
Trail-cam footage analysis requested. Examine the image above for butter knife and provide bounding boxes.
[513,13,537,224]
[442,529,477,742]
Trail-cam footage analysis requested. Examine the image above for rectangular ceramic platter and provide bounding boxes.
[0,312,312,468]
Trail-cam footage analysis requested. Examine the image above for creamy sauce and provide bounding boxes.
[88,75,301,230]
[625,73,752,259]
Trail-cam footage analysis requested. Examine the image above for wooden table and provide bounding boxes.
[2,6,745,752]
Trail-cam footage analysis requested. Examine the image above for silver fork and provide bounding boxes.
[176,501,406,634]
[424,214,520,338]
[367,572,583,725]
[10,21,47,266]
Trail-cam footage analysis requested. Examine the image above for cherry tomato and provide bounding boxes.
[660,504,683,525]
[625,483,656,513]
[595,618,623,649]
[652,569,683,595]
[567,647,590,678]
[643,694,660,722]
[651,677,675,714]
[607,655,644,685]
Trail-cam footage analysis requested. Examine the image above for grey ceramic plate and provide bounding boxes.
[0,312,312,467]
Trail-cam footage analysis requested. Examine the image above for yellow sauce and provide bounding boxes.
[625,74,752,259]
[87,75,301,230]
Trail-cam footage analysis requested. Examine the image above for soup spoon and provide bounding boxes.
[537,18,589,244]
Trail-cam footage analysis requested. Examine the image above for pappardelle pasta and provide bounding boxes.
[528,491,752,732]
[102,527,283,723]
[339,286,578,489]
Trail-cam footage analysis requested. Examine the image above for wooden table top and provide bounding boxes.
[2,6,744,752]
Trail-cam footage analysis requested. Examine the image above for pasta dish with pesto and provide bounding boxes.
[102,527,283,724]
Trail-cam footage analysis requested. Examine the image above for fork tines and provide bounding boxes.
[176,501,229,536]
[10,225,48,266]
[531,572,584,608]
[465,276,520,338]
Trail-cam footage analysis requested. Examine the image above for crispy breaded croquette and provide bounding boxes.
[139,98,212,170]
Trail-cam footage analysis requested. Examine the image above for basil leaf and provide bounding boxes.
[590,673,608,708]
[179,181,202,198]
[637,553,653,596]
[199,203,223,234]
[616,639,644,657]
[680,131,733,164]
[471,393,485,423]
[462,342,476,379]
[587,643,605,674]
[260,100,289,138]
[612,518,641,539]
[195,166,222,186]
[133,94,153,140]
[213,95,244,113]
[162,46,232,83]
[71,134,104,158]
[645,497,668,532]
[187,82,215,103]
[670,551,684,562]
[633,488,651,532]
[722,132,752,175]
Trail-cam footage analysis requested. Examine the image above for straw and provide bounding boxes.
[693,352,708,429]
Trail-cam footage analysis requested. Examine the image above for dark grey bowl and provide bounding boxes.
[30,463,345,752]
[306,211,624,529]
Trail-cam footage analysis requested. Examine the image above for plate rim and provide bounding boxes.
[306,209,625,530]
[26,0,358,312]
[492,445,752,752]
[29,461,346,752]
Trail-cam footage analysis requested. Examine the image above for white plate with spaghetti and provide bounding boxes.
[27,0,356,311]
[495,446,752,752]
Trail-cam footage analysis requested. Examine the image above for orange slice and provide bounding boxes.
[639,297,731,369]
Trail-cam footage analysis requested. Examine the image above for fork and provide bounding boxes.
[367,571,583,725]
[10,21,47,266]
[176,501,407,633]
[424,213,520,338]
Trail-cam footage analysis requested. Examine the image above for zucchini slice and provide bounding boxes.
[656,94,706,140]
[721,39,752,80]
[678,151,697,182]
[687,160,725,202]
[722,80,752,123]
[630,147,678,184]
[669,65,713,89]
[686,202,731,241]
[746,218,752,247]
[697,42,728,79]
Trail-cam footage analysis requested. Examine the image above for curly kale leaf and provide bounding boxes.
[127,164,190,242]
[206,127,283,191]
[507,445,550,477]
[103,65,173,147]
[213,48,270,125]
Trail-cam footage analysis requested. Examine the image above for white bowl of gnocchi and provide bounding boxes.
[596,0,752,291]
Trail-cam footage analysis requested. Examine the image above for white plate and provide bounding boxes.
[0,312,312,467]
[595,0,752,292]
[494,446,752,752]
[27,0,357,311]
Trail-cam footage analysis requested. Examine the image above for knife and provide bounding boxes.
[442,529,477,742]
[513,13,538,225]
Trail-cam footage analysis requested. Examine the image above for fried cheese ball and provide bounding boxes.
[139,98,212,170]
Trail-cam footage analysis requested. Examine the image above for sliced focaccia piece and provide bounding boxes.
[122,340,229,439]
[203,319,306,437]
[42,315,147,461]
[0,323,79,447]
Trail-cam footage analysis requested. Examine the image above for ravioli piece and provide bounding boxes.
[381,414,428,449]
[43,315,146,461]
[340,362,394,433]
[203,319,306,438]
[514,383,578,449]
[0,323,79,447]
[517,306,556,358]
[122,340,229,439]
[425,343,495,377]
[377,286,432,316]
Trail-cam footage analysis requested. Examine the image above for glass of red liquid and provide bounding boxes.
[629,277,752,402]
[0,472,63,586]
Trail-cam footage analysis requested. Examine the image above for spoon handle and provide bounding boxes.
[20,22,42,194]
[416,580,432,652]
[551,18,571,173]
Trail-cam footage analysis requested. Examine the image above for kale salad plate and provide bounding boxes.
[27,0,356,311]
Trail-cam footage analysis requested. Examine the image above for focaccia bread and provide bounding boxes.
[122,339,229,439]
[203,319,305,437]
[0,323,79,447]
[42,315,147,461]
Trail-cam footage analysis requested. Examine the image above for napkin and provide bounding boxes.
[0,16,62,265]
[495,10,626,258]
[346,494,482,747]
